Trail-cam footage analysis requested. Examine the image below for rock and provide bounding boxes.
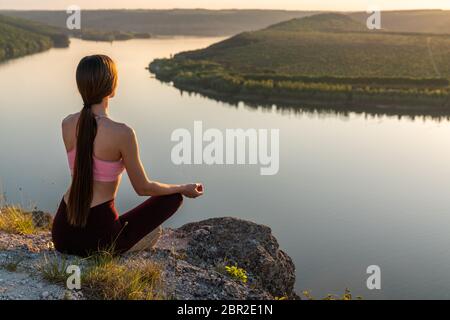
[175,217,296,297]
[31,211,53,229]
[0,217,297,300]
[152,217,297,299]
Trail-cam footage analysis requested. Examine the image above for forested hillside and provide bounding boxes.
[0,14,69,62]
[149,13,450,113]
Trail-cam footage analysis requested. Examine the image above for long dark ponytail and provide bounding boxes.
[67,55,118,227]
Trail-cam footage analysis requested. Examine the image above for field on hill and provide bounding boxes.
[0,15,69,62]
[149,13,450,113]
[175,14,450,78]
[349,10,450,35]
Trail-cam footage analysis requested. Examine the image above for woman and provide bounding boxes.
[52,54,203,256]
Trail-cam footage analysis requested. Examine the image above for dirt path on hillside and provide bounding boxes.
[427,37,441,77]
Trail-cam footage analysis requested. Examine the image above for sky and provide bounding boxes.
[1,0,450,11]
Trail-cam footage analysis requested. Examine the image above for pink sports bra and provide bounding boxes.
[67,148,125,182]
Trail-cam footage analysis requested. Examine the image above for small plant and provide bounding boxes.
[224,264,248,284]
[302,290,314,300]
[323,288,362,300]
[39,253,71,284]
[302,288,362,300]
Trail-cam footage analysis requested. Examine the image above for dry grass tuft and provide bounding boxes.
[39,249,163,300]
[0,206,37,235]
[0,206,52,235]
[82,258,162,300]
[39,254,71,284]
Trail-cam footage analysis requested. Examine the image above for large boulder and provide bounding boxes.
[157,217,296,298]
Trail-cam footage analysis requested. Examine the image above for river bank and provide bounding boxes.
[154,75,450,118]
[149,58,450,117]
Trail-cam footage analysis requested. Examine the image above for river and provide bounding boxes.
[2,38,450,299]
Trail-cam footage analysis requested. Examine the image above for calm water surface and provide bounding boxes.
[2,38,450,299]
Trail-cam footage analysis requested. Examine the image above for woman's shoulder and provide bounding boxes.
[61,112,129,128]
[95,119,135,151]
[62,112,80,127]
[99,117,132,132]
[61,112,134,139]
[61,113,80,135]
[95,117,135,144]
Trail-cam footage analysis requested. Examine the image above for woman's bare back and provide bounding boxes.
[62,112,130,207]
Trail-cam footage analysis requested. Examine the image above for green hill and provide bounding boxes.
[0,14,69,62]
[174,13,450,79]
[268,13,367,32]
[149,13,450,114]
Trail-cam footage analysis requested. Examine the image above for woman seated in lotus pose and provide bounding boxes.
[52,54,204,256]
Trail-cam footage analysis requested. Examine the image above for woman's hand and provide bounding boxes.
[182,183,204,198]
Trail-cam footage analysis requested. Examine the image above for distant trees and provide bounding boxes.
[0,14,70,62]
[149,58,450,108]
[0,14,69,48]
[0,22,52,62]
[148,12,450,111]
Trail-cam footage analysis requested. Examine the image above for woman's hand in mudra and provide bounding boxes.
[182,183,204,198]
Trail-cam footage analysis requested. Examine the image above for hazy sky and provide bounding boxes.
[1,0,450,11]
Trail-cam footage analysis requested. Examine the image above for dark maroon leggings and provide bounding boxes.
[51,193,183,256]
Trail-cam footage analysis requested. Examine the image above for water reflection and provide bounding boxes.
[165,82,450,122]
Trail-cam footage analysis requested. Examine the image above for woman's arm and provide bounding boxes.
[119,125,203,198]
